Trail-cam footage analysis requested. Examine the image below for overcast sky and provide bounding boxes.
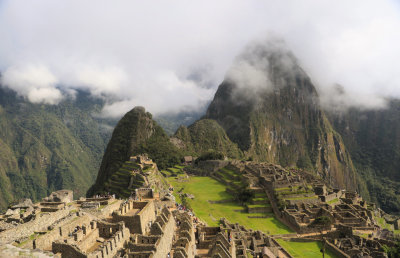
[0,0,399,117]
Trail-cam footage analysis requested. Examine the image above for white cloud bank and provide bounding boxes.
[0,0,399,116]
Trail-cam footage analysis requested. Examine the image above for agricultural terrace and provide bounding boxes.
[163,165,293,235]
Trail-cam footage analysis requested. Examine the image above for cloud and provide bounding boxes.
[1,64,62,104]
[0,0,399,116]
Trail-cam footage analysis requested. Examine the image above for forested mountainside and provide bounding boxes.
[0,87,113,211]
[203,42,357,191]
[328,99,400,213]
[89,107,183,195]
[173,119,243,159]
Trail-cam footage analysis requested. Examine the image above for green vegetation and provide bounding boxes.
[138,126,183,170]
[0,88,113,211]
[274,185,318,208]
[327,198,339,204]
[328,99,400,213]
[311,216,332,228]
[90,107,183,195]
[195,150,224,164]
[103,160,145,198]
[174,119,243,159]
[167,175,293,235]
[375,216,393,231]
[276,240,338,258]
[383,241,400,258]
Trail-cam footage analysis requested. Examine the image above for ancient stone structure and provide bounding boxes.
[43,190,74,203]
[103,155,168,199]
[125,207,176,257]
[40,190,74,213]
[172,210,195,258]
[196,218,291,258]
[326,224,392,258]
[1,158,398,258]
[111,200,156,235]
[52,220,130,258]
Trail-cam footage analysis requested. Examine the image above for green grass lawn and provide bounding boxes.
[327,198,339,204]
[276,240,338,258]
[375,216,393,231]
[168,176,293,235]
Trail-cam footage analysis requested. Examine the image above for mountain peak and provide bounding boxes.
[205,42,356,190]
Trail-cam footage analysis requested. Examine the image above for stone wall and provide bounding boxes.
[33,214,92,250]
[287,198,320,205]
[247,206,272,213]
[127,207,175,258]
[325,240,351,258]
[151,210,175,258]
[112,201,155,234]
[87,226,130,258]
[0,207,72,245]
[52,220,130,258]
[52,241,86,258]
[135,188,153,199]
[173,211,195,258]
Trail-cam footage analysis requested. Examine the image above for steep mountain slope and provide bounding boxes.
[204,41,356,190]
[89,106,183,195]
[328,99,400,213]
[0,88,113,211]
[173,119,243,158]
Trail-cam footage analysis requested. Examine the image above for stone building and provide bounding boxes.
[172,210,196,258]
[52,220,130,258]
[111,200,156,235]
[125,206,176,257]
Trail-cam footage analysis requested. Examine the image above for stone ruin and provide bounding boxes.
[102,155,168,200]
[1,157,399,258]
[40,190,74,213]
[172,210,196,258]
[196,218,291,258]
[51,220,130,258]
[325,224,392,258]
[207,160,394,257]
[0,190,74,233]
[125,207,175,257]
[0,199,35,228]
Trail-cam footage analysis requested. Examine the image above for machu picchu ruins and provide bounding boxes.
[1,155,399,258]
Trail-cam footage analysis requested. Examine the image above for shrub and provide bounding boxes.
[235,186,255,204]
[195,150,224,164]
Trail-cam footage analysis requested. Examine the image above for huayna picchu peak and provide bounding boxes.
[204,42,357,191]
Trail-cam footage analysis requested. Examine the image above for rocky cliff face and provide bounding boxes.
[204,41,357,190]
[328,99,400,213]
